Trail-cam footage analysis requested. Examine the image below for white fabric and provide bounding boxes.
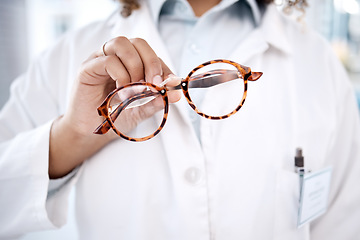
[0,2,360,240]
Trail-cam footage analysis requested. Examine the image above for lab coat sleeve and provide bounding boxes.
[0,50,76,238]
[310,49,360,239]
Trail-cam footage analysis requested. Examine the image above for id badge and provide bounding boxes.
[297,167,332,228]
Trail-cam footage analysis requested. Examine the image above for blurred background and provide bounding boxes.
[0,0,359,239]
[0,0,117,108]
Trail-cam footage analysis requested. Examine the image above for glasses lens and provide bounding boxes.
[187,62,245,118]
[108,84,166,140]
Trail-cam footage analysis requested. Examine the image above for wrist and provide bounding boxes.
[49,115,114,179]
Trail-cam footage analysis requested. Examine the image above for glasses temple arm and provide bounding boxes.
[168,70,241,90]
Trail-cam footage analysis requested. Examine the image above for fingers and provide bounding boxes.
[79,55,130,86]
[101,37,163,85]
[130,38,163,84]
[159,58,173,83]
[103,37,144,83]
[167,80,182,103]
[83,36,181,102]
[155,58,181,103]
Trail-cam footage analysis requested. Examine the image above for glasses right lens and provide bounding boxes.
[187,62,245,118]
[108,84,166,140]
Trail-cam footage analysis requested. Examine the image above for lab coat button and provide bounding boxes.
[184,167,203,184]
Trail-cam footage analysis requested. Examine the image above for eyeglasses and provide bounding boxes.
[93,59,262,141]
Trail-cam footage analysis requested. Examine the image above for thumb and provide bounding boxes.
[159,58,182,103]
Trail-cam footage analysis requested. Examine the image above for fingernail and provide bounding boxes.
[153,75,163,85]
[167,74,175,78]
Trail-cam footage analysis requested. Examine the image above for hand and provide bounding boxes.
[49,37,181,178]
[66,36,181,138]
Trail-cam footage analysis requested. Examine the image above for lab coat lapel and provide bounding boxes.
[229,29,269,64]
[229,5,291,64]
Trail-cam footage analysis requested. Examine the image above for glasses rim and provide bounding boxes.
[183,59,248,120]
[94,59,262,141]
[95,82,169,142]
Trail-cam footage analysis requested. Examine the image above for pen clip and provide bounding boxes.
[295,147,305,173]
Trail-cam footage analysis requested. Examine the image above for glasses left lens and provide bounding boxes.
[109,84,166,140]
[187,62,245,118]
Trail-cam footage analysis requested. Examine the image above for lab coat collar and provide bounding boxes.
[147,0,262,26]
[147,0,165,23]
[107,2,292,63]
[245,0,262,26]
[228,4,292,63]
[260,4,292,56]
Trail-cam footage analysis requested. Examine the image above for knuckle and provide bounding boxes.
[132,64,144,74]
[128,62,144,76]
[146,57,162,73]
[121,48,136,59]
[103,55,116,65]
[149,57,161,66]
[112,36,129,46]
[79,63,88,74]
[80,57,96,71]
[130,37,147,45]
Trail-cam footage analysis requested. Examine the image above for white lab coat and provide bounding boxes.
[0,3,359,240]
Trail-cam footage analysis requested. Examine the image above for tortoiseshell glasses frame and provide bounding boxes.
[94,59,262,142]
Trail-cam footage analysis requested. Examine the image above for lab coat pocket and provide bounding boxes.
[274,170,310,240]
